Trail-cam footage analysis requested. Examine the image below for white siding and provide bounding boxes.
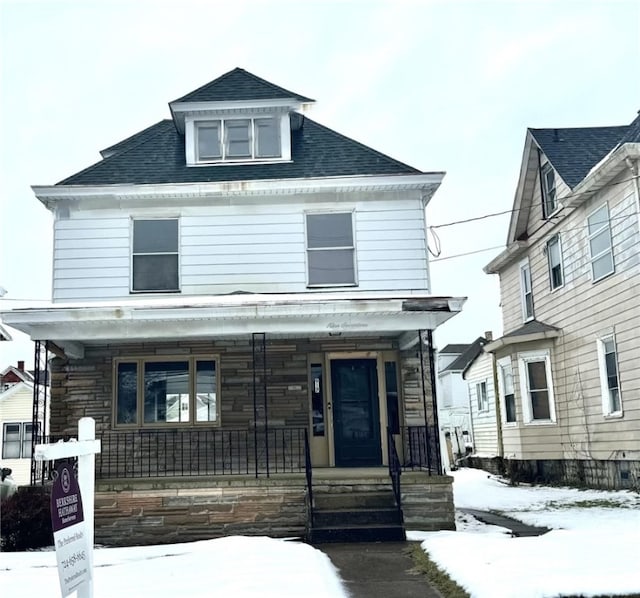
[465,353,499,457]
[0,383,36,486]
[52,192,430,301]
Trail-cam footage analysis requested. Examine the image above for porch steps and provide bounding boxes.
[309,484,405,543]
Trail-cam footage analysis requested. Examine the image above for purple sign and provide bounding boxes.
[51,463,85,533]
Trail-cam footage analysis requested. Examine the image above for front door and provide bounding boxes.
[331,358,382,467]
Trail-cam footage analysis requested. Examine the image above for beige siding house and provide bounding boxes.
[484,114,640,489]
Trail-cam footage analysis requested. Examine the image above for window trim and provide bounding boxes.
[517,350,556,425]
[587,203,615,283]
[496,356,517,425]
[546,234,564,291]
[305,210,358,288]
[597,334,623,418]
[476,380,489,413]
[130,218,181,294]
[193,116,283,164]
[541,162,558,218]
[113,355,220,428]
[519,259,534,322]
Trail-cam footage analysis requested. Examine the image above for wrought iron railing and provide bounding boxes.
[93,427,306,480]
[303,428,314,531]
[402,425,442,475]
[31,434,74,485]
[387,427,402,518]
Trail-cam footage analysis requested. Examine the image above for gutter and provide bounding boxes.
[483,241,528,274]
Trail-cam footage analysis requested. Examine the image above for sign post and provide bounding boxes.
[35,417,101,598]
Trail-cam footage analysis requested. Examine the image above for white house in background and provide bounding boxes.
[484,112,640,489]
[437,338,487,461]
[463,347,500,462]
[0,362,39,485]
[1,67,466,545]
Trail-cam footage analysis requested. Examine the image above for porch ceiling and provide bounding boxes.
[1,293,466,358]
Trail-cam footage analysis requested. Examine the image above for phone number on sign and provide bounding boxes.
[61,551,87,569]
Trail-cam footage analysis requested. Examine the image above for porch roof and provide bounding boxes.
[1,292,466,359]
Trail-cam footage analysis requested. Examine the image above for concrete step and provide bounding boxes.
[311,524,406,544]
[313,507,402,527]
[314,490,396,510]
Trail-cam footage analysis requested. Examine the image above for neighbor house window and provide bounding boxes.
[195,117,281,162]
[497,357,516,423]
[597,336,621,416]
[306,212,356,286]
[115,357,218,426]
[518,350,556,423]
[520,260,534,321]
[2,422,35,459]
[546,234,564,290]
[476,381,488,412]
[132,219,179,292]
[541,163,557,217]
[587,204,614,282]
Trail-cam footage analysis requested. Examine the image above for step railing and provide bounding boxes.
[387,426,403,520]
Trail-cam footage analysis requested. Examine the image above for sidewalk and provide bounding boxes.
[459,508,550,537]
[317,541,443,598]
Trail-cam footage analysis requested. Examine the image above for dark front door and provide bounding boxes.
[331,358,382,467]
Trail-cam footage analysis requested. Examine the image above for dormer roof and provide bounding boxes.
[171,67,314,104]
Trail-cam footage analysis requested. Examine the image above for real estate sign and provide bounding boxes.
[51,462,92,597]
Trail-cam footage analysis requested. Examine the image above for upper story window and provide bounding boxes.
[195,117,281,163]
[546,234,564,290]
[519,259,534,321]
[597,335,622,416]
[306,212,357,287]
[132,219,179,293]
[518,350,556,424]
[587,204,614,282]
[541,162,557,218]
[476,381,488,412]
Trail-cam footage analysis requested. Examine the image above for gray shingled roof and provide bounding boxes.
[441,337,486,373]
[172,67,314,104]
[502,319,560,338]
[440,343,471,355]
[57,116,422,186]
[529,125,628,188]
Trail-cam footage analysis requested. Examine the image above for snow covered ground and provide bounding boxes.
[409,468,640,598]
[0,535,347,597]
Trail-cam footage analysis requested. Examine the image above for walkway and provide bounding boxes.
[459,508,550,537]
[318,541,443,598]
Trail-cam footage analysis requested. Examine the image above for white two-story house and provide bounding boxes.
[484,113,640,489]
[2,68,464,544]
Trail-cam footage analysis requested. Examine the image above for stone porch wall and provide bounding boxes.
[401,474,455,531]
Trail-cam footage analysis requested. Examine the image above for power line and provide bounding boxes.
[431,245,506,263]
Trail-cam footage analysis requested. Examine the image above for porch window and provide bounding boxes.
[310,363,325,436]
[517,350,556,424]
[2,422,34,459]
[306,212,356,286]
[597,335,622,416]
[115,357,218,426]
[384,361,400,435]
[132,219,179,292]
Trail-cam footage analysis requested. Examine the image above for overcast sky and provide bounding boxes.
[1,0,639,368]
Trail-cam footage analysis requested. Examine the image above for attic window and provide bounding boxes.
[195,117,281,162]
[541,163,558,218]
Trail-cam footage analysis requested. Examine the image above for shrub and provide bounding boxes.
[1,485,53,551]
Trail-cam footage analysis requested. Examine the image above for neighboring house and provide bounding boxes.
[0,324,12,342]
[462,344,500,460]
[0,362,40,485]
[1,68,465,544]
[484,113,640,489]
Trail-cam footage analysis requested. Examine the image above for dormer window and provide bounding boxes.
[194,117,281,163]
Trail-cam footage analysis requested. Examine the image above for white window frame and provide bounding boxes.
[517,350,556,424]
[541,162,558,218]
[114,355,220,428]
[587,203,614,282]
[519,259,534,322]
[476,380,489,412]
[192,116,283,164]
[597,335,623,417]
[305,210,358,287]
[497,356,517,425]
[131,218,180,294]
[546,234,564,291]
[1,422,34,459]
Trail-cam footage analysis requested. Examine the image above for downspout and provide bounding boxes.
[625,157,640,230]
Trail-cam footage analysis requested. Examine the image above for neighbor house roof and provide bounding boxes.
[529,125,628,188]
[441,337,487,373]
[440,343,471,355]
[171,67,314,104]
[0,324,12,341]
[484,319,560,352]
[57,116,422,186]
